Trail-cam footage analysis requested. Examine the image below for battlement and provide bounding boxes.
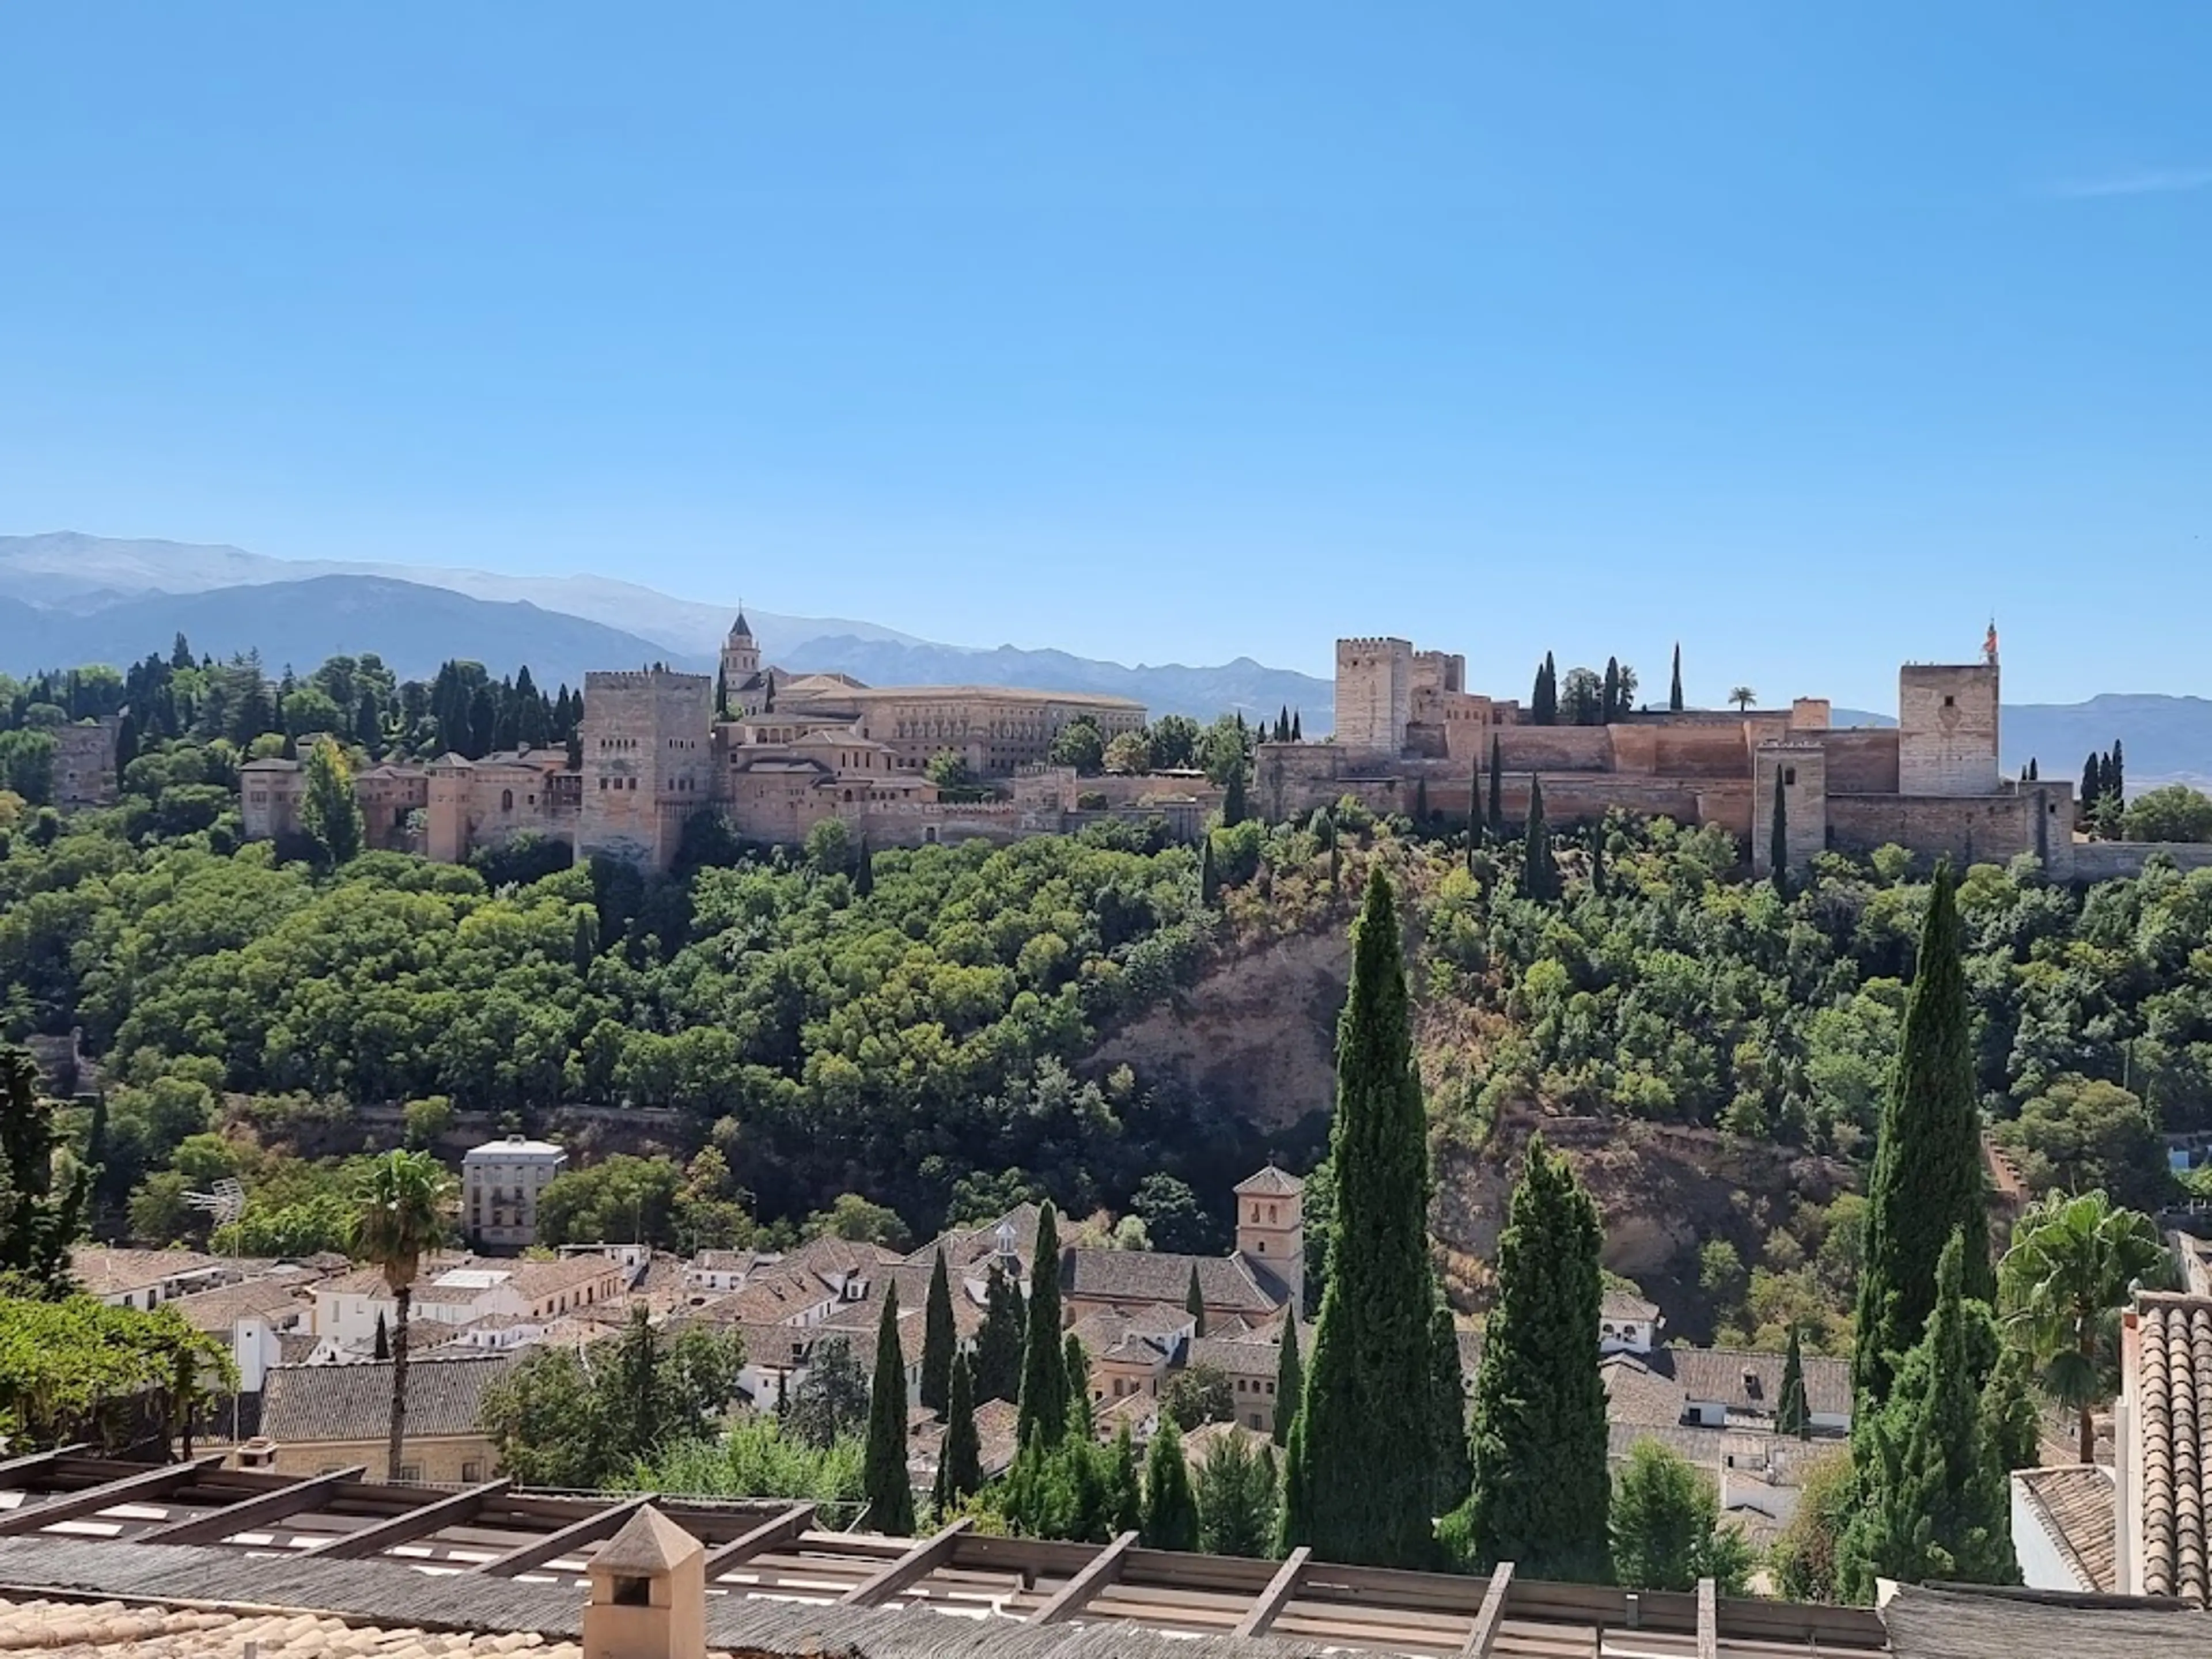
[585,668,713,692]
[1336,636,1412,652]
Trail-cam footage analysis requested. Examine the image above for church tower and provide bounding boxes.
[1234,1164,1305,1313]
[721,609,761,691]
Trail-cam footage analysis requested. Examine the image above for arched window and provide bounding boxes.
[501,789,513,811]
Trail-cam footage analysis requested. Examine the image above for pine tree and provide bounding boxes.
[1840,1233,2017,1598]
[300,736,365,866]
[1460,1135,1610,1581]
[1272,1316,1302,1448]
[1018,1202,1067,1445]
[934,1353,982,1510]
[1520,777,1559,902]
[1769,764,1789,894]
[1669,643,1684,713]
[1487,735,1504,839]
[863,1283,916,1533]
[1185,1262,1207,1338]
[976,1262,1027,1402]
[1279,870,1440,1568]
[0,1045,91,1294]
[1852,862,1991,1406]
[1141,1419,1199,1550]
[1200,833,1221,906]
[1778,1327,1809,1438]
[921,1250,955,1415]
[1222,764,1249,828]
[1429,1297,1473,1513]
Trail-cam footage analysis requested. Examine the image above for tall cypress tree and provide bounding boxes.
[1290,710,1302,742]
[1185,1262,1207,1338]
[1777,1326,1809,1439]
[1414,777,1430,824]
[1142,1419,1200,1550]
[921,1250,955,1415]
[1429,1297,1474,1514]
[1669,643,1684,713]
[1769,765,1789,894]
[934,1353,982,1511]
[1018,1202,1067,1445]
[2111,737,2125,800]
[1279,870,1440,1567]
[1520,777,1559,902]
[1460,1135,1610,1580]
[714,664,729,718]
[1199,834,1221,906]
[1487,735,1504,839]
[863,1284,916,1534]
[2080,752,2102,813]
[1840,1233,2017,1598]
[1602,658,1620,725]
[1222,764,1249,828]
[1852,862,1991,1406]
[1272,1316,1302,1448]
[853,838,875,898]
[1063,1334,1092,1437]
[974,1263,1026,1402]
[1,1045,91,1293]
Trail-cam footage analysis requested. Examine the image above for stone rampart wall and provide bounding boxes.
[1817,729,1901,794]
[2068,842,2212,881]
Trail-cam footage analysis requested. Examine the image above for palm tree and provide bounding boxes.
[1998,1190,2170,1464]
[347,1150,452,1481]
[1728,687,1758,714]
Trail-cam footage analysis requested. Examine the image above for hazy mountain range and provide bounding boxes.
[3,531,2209,783]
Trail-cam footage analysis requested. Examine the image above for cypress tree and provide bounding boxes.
[1064,1334,1092,1438]
[934,1353,982,1510]
[1429,1297,1473,1513]
[1279,869,1440,1568]
[1290,710,1301,742]
[853,838,874,898]
[1669,643,1684,713]
[2111,738,2125,800]
[1222,764,1248,828]
[1272,1316,1302,1448]
[1520,777,1559,902]
[1852,862,1991,1406]
[1778,1327,1809,1439]
[1018,1202,1067,1445]
[2027,757,2038,782]
[1467,758,1482,861]
[1109,1421,1143,1533]
[1602,658,1620,725]
[863,1283,916,1533]
[1185,1262,1207,1337]
[714,664,729,718]
[1141,1419,1199,1551]
[1589,828,1607,897]
[1326,815,1341,888]
[1840,1233,2017,1598]
[1460,1135,1610,1580]
[1487,735,1504,839]
[975,1263,1026,1402]
[1,1046,91,1294]
[1199,834,1221,905]
[921,1250,955,1414]
[1769,765,1789,894]
[1415,777,1429,824]
[372,1309,390,1362]
[1278,704,1291,742]
[2080,752,2101,812]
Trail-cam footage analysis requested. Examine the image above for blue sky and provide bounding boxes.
[2,4,2207,709]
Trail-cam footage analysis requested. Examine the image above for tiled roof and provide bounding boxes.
[1601,1354,1690,1429]
[1060,1249,1279,1316]
[2016,1465,2117,1593]
[1601,1289,1660,1323]
[1233,1165,1304,1198]
[263,1354,516,1444]
[2135,1294,2212,1604]
[1185,1336,1282,1378]
[0,1597,588,1659]
[1666,1345,1853,1420]
[164,1278,313,1333]
[69,1248,222,1296]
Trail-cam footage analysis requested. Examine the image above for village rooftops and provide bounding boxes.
[67,1248,225,1299]
[163,1278,316,1334]
[2017,1465,2119,1595]
[1059,1248,1281,1317]
[263,1353,517,1444]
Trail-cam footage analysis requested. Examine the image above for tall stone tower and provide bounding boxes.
[721,611,760,692]
[1234,1165,1305,1313]
[1335,637,1414,755]
[577,668,715,871]
[1899,661,2001,796]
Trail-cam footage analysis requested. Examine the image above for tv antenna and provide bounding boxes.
[184,1176,247,1234]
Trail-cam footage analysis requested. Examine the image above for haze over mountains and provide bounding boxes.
[3,531,2209,786]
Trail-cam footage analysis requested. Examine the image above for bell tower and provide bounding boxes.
[1234,1165,1305,1313]
[721,609,760,691]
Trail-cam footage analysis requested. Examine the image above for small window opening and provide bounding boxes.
[612,1575,651,1607]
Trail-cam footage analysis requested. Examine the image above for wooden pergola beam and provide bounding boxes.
[472,1493,650,1577]
[305,1478,511,1560]
[1696,1576,1718,1659]
[700,1502,817,1578]
[1231,1545,1310,1638]
[1032,1529,1138,1625]
[839,1517,971,1607]
[140,1465,366,1545]
[0,1445,89,1484]
[1462,1560,1514,1656]
[0,1454,226,1536]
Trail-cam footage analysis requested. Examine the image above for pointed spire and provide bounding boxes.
[731,604,753,641]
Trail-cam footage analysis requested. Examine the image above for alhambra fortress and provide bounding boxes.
[226,612,2125,877]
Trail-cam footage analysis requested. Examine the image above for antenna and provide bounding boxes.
[185,1176,247,1232]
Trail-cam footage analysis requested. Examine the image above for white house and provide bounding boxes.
[70,1248,234,1312]
[462,1134,569,1249]
[313,1254,627,1347]
[168,1277,316,1395]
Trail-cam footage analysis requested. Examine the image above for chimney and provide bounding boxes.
[583,1505,707,1659]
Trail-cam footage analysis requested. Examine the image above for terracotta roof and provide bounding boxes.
[0,1597,588,1659]
[263,1354,516,1444]
[2134,1294,2212,1604]
[69,1248,222,1297]
[1060,1249,1280,1316]
[164,1278,313,1333]
[2015,1465,2118,1593]
[1233,1165,1305,1198]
